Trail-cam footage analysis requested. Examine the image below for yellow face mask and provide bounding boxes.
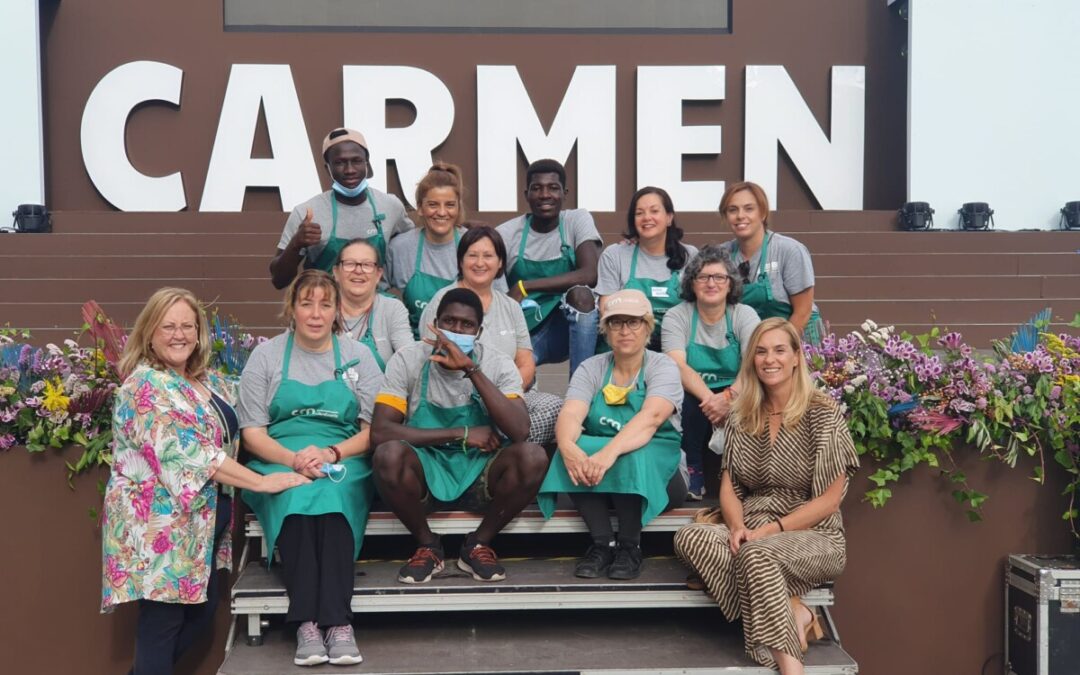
[602,382,634,406]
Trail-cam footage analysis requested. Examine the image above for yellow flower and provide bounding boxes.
[41,379,71,413]
[0,385,14,397]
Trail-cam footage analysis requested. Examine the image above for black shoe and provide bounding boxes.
[458,534,506,582]
[574,542,616,578]
[397,539,445,584]
[607,542,643,580]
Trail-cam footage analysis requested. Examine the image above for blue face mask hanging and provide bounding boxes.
[441,329,477,355]
[520,298,543,324]
[331,178,368,199]
[321,462,347,483]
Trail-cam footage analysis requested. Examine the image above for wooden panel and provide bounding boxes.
[818,298,1080,325]
[815,275,1047,300]
[0,255,270,280]
[1,233,280,256]
[51,211,282,234]
[0,278,278,303]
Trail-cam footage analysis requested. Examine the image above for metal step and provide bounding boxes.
[219,607,857,674]
[231,557,834,645]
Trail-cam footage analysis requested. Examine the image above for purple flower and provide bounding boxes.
[938,332,964,349]
[1050,385,1062,400]
[0,433,15,450]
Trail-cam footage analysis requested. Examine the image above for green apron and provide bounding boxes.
[307,189,387,272]
[538,358,682,526]
[344,296,388,372]
[731,233,823,344]
[687,306,742,390]
[403,228,460,338]
[242,334,374,559]
[506,215,575,333]
[597,245,683,353]
[408,359,495,503]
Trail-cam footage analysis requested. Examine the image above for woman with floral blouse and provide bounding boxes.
[100,287,308,675]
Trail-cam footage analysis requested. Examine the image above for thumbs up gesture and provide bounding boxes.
[294,208,322,247]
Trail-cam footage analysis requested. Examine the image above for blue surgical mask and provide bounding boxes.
[520,298,542,322]
[331,177,368,199]
[320,462,347,483]
[442,329,477,355]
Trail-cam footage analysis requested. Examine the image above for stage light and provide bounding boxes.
[9,204,51,233]
[1060,202,1080,230]
[897,202,934,231]
[958,202,994,231]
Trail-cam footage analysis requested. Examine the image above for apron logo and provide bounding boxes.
[650,286,669,298]
[598,416,622,432]
[291,407,339,419]
[702,372,719,382]
[414,299,428,310]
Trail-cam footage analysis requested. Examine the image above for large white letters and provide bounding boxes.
[199,64,319,212]
[636,66,726,212]
[80,61,186,211]
[744,65,865,209]
[477,65,616,212]
[343,66,455,206]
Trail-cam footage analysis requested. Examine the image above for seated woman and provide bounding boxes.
[674,318,859,675]
[238,270,384,667]
[101,288,308,675]
[386,162,469,337]
[334,238,413,371]
[593,186,698,349]
[720,181,825,344]
[538,289,687,581]
[661,245,760,500]
[419,226,563,445]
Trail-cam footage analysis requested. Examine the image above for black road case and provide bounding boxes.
[1006,554,1080,675]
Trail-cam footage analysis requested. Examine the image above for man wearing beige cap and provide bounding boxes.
[271,128,415,289]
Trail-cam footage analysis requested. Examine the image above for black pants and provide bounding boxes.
[681,390,724,468]
[277,513,355,627]
[569,472,688,546]
[132,495,231,675]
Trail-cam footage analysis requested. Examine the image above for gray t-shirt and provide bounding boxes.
[386,227,462,291]
[419,282,533,359]
[378,342,524,421]
[566,350,684,433]
[341,293,414,366]
[278,190,415,268]
[594,242,700,297]
[238,332,384,428]
[724,232,818,310]
[496,208,602,274]
[661,302,761,354]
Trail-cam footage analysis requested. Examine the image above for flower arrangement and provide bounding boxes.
[806,312,1080,536]
[0,302,265,484]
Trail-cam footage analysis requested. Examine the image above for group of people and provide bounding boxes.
[100,127,858,675]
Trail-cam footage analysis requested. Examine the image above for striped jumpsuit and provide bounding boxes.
[674,402,859,668]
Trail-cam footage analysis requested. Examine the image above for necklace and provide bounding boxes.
[342,310,369,338]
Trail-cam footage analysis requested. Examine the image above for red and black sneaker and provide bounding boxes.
[397,541,445,584]
[457,534,506,582]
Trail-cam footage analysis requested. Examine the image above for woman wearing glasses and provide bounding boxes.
[538,289,687,580]
[593,187,698,348]
[419,227,563,444]
[386,163,470,338]
[720,182,824,344]
[333,239,413,372]
[662,246,760,500]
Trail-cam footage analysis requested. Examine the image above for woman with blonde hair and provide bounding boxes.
[674,318,859,675]
[102,288,308,675]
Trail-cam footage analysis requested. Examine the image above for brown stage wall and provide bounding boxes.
[1,444,1072,675]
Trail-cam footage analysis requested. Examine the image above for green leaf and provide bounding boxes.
[966,510,983,523]
[1068,312,1080,328]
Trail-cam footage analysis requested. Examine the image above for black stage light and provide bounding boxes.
[1060,202,1080,230]
[958,202,994,231]
[9,204,51,233]
[897,202,934,231]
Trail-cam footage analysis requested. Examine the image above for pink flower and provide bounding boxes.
[151,529,173,554]
[105,556,130,588]
[178,486,197,512]
[140,443,162,475]
[177,576,204,602]
[135,381,155,414]
[131,481,155,521]
[0,433,15,450]
[909,409,965,435]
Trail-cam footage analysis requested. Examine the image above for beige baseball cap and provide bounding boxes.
[602,289,653,320]
[322,128,368,157]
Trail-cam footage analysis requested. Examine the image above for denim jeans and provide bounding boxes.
[531,287,598,376]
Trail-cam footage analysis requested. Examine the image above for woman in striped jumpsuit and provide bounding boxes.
[674,318,859,674]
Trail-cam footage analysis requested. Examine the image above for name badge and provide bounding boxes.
[651,286,669,299]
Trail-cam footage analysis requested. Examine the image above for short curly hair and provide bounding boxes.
[679,245,742,305]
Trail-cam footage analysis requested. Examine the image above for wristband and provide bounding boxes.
[775,517,785,532]
[329,444,341,463]
[461,426,469,453]
[462,364,480,378]
[517,280,529,298]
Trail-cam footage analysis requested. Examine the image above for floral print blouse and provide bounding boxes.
[101,364,238,611]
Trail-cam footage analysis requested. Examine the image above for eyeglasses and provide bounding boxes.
[338,260,379,273]
[606,317,645,332]
[738,261,751,284]
[694,273,730,285]
[159,323,197,336]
